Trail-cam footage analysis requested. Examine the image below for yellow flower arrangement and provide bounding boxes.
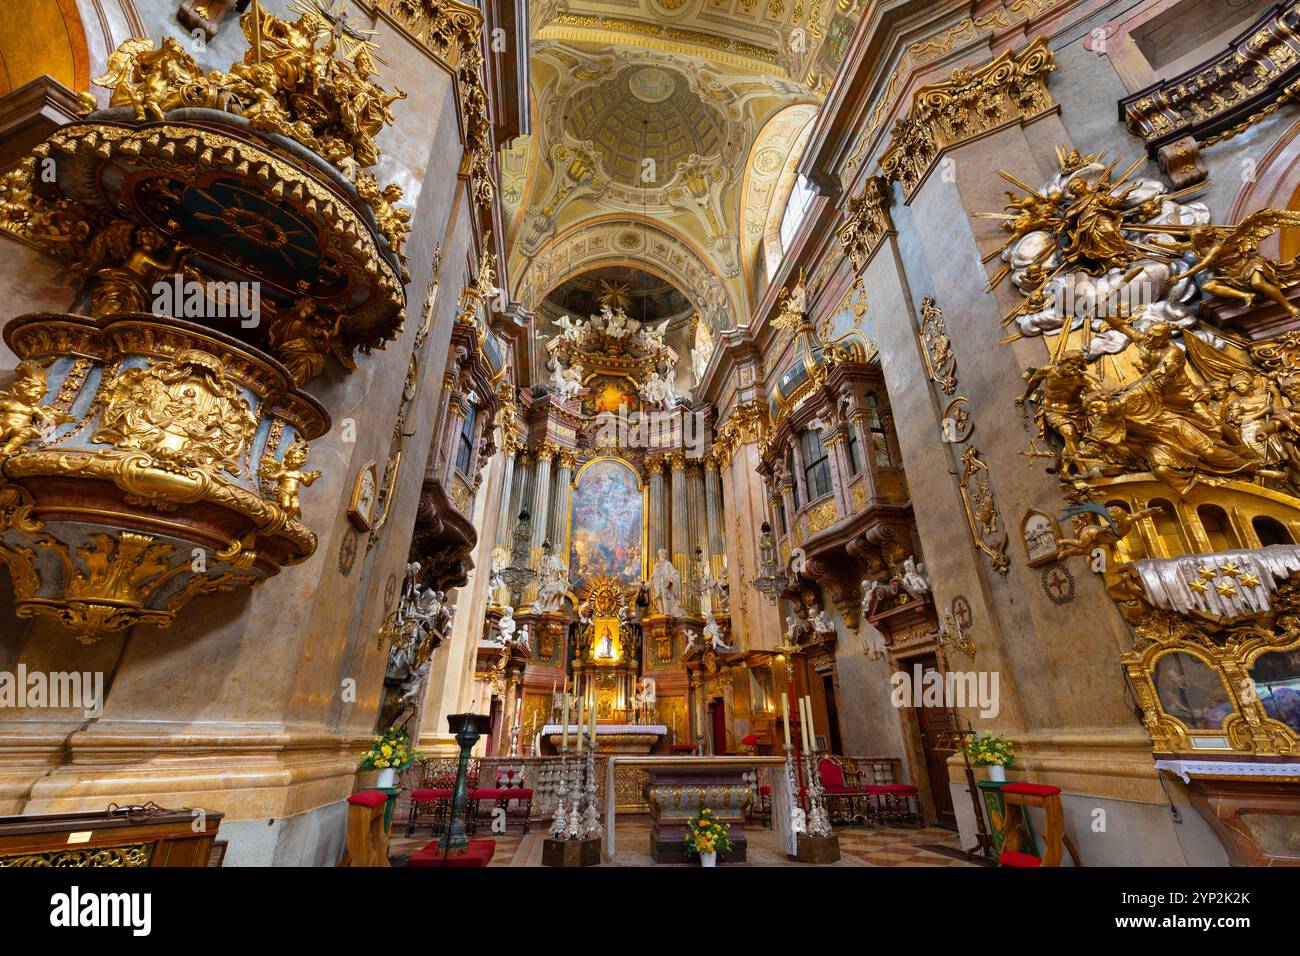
[964,732,1014,768]
[360,726,421,772]
[683,806,733,859]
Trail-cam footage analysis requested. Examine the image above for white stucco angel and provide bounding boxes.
[900,556,931,594]
[785,610,807,643]
[640,319,669,351]
[640,366,678,409]
[649,548,684,617]
[549,355,584,402]
[555,313,587,343]
[691,340,711,385]
[704,616,736,653]
[809,605,836,636]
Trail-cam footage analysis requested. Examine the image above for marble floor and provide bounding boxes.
[389,817,976,867]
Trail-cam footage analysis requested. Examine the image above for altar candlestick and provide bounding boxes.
[781,692,791,747]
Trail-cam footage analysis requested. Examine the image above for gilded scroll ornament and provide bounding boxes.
[958,446,1010,575]
[880,37,1056,198]
[836,176,893,271]
[918,296,956,395]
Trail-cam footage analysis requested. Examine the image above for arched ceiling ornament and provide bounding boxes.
[513,217,735,333]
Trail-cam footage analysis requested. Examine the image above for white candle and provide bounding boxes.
[799,696,811,752]
[804,696,815,752]
[781,692,791,748]
[561,691,570,752]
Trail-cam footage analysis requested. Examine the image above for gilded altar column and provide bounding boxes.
[498,670,520,756]
[549,448,576,553]
[524,443,555,605]
[704,452,726,581]
[647,454,667,557]
[669,450,690,597]
[687,461,707,614]
[718,670,736,755]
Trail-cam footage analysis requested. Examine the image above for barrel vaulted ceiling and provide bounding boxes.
[502,0,865,332]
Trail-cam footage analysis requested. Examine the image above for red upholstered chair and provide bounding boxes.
[997,782,1081,867]
[406,757,479,836]
[469,764,534,834]
[817,757,870,824]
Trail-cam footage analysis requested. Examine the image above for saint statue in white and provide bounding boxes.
[859,576,879,621]
[691,340,711,384]
[649,548,684,617]
[534,541,569,613]
[496,605,517,644]
[785,610,806,643]
[692,548,713,616]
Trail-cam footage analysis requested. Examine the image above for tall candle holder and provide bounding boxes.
[791,746,840,863]
[549,755,570,840]
[580,735,603,840]
[542,730,601,866]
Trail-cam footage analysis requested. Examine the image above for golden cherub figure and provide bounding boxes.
[92,37,205,121]
[1055,505,1161,558]
[0,362,72,457]
[1167,210,1300,316]
[260,438,320,520]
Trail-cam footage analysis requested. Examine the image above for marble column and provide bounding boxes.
[704,453,725,580]
[524,444,555,605]
[548,448,576,552]
[687,461,707,614]
[647,455,667,557]
[669,451,690,598]
[823,425,854,519]
[493,435,521,556]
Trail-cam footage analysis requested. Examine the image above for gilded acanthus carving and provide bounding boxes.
[917,296,956,395]
[836,176,893,271]
[880,37,1056,198]
[712,401,771,461]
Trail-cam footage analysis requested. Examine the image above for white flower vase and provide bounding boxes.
[987,764,1006,783]
[376,767,397,789]
[700,850,717,868]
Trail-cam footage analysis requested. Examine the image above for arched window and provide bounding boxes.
[455,403,478,475]
[1253,515,1293,546]
[800,428,833,500]
[779,174,815,253]
[1196,505,1239,552]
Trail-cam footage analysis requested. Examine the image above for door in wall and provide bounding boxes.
[913,654,958,828]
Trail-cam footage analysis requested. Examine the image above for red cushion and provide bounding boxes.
[406,838,496,868]
[758,785,771,795]
[865,785,890,794]
[823,786,859,795]
[672,744,694,753]
[999,850,1042,867]
[470,788,508,800]
[503,788,533,799]
[882,784,918,795]
[347,789,388,808]
[818,760,846,790]
[1000,782,1060,797]
[410,788,452,801]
